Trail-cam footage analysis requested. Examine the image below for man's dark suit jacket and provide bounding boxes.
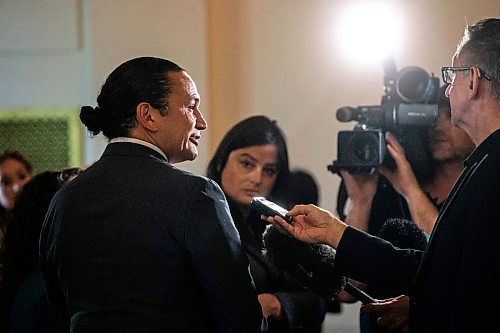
[39,142,261,332]
[335,129,500,333]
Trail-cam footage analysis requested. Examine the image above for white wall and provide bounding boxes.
[88,0,210,173]
[0,0,91,108]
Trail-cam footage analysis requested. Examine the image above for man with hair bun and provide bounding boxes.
[40,57,261,332]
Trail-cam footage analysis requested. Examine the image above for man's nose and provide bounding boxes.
[195,110,207,130]
[435,112,452,130]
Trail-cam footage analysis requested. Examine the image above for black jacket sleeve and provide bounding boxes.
[336,226,423,294]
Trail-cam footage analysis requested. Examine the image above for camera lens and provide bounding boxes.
[338,128,385,168]
[350,134,378,164]
[396,66,432,103]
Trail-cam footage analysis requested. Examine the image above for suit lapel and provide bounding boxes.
[413,155,485,289]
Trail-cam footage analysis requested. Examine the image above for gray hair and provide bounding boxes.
[455,18,500,102]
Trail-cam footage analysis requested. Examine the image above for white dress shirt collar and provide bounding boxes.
[109,137,169,162]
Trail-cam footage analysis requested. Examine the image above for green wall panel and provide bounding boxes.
[0,108,82,174]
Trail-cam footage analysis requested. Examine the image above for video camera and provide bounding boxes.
[328,58,439,173]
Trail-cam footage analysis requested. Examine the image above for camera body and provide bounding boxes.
[329,65,439,172]
[337,127,386,168]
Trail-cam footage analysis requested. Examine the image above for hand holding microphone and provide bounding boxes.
[260,202,348,249]
[252,197,371,302]
[254,197,426,305]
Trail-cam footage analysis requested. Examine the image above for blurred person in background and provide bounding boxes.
[288,169,319,206]
[0,168,81,333]
[0,151,33,257]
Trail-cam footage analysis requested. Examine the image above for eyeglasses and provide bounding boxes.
[441,66,492,84]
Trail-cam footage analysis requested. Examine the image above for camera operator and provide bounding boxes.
[340,85,474,333]
[338,84,475,332]
[264,17,500,333]
[332,62,440,239]
[342,84,475,237]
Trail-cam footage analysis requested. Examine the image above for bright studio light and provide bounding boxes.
[335,1,404,65]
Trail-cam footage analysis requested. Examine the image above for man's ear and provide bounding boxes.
[469,67,481,98]
[136,102,158,132]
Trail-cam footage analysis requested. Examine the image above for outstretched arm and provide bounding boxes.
[378,132,439,233]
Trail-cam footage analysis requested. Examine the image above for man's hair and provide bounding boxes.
[80,57,185,139]
[456,18,500,102]
[289,169,319,206]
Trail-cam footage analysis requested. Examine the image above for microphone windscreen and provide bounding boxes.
[263,225,346,298]
[377,218,428,251]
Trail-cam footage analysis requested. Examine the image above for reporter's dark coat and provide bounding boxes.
[39,142,261,333]
[336,129,500,333]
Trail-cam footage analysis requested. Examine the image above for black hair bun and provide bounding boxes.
[80,105,104,136]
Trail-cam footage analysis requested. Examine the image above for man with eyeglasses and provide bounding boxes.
[336,82,476,333]
[264,18,500,333]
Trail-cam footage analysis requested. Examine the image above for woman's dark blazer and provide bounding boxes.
[39,142,262,333]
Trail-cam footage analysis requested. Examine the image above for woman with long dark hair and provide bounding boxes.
[207,115,326,332]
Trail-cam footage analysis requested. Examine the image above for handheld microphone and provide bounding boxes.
[362,218,429,299]
[262,225,377,304]
[377,218,428,251]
